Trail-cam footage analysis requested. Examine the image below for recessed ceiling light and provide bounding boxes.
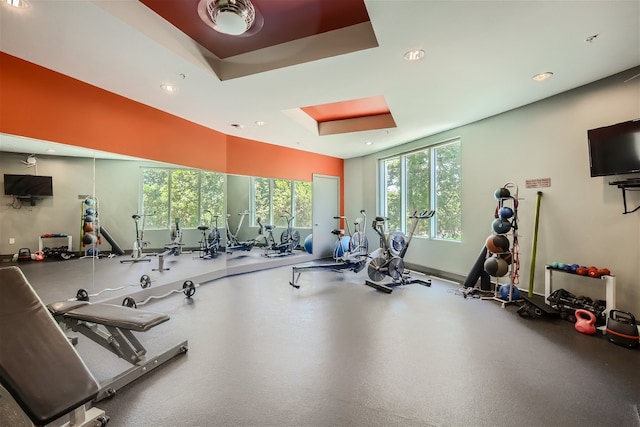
[532,72,553,82]
[46,149,55,153]
[5,0,29,8]
[404,49,425,61]
[255,121,265,126]
[365,141,373,146]
[160,84,177,94]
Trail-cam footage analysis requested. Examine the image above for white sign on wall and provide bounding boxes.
[525,178,551,188]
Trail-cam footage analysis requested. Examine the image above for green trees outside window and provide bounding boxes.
[141,168,225,230]
[380,139,461,241]
[251,178,312,228]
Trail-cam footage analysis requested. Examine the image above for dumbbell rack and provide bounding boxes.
[483,182,521,307]
[544,266,616,316]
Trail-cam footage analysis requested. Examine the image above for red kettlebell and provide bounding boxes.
[574,309,596,335]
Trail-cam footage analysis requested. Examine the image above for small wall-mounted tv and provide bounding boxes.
[588,119,640,177]
[3,174,53,197]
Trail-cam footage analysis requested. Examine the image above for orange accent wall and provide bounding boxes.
[0,52,344,209]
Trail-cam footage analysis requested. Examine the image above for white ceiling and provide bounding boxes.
[1,0,639,160]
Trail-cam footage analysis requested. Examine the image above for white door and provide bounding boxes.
[312,174,340,259]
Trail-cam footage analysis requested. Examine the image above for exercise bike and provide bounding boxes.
[364,209,435,293]
[196,210,221,259]
[289,210,369,288]
[261,213,301,257]
[120,213,152,263]
[152,218,186,272]
[225,210,261,254]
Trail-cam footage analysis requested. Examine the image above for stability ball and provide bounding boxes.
[484,256,509,277]
[334,236,350,257]
[304,234,313,254]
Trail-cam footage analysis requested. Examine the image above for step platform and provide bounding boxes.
[517,294,560,318]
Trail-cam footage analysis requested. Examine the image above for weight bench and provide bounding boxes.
[0,266,108,426]
[47,299,188,402]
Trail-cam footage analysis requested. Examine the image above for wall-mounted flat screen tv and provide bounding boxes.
[588,119,640,177]
[3,174,53,197]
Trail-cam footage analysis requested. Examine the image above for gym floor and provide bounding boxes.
[1,251,639,427]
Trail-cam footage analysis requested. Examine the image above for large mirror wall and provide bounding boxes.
[0,134,317,295]
[0,135,311,255]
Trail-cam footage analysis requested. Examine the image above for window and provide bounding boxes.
[251,178,312,228]
[379,139,461,241]
[141,167,225,229]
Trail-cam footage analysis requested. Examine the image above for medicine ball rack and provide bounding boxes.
[482,182,522,307]
[80,197,101,259]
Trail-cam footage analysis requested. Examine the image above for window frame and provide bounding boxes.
[250,177,311,228]
[378,138,461,241]
[140,166,225,230]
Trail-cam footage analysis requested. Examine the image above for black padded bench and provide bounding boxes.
[47,296,188,401]
[0,266,109,426]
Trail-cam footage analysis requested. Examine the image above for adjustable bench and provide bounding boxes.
[0,266,108,426]
[47,299,188,402]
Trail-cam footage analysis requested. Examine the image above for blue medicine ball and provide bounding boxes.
[499,284,520,300]
[498,207,514,219]
[303,234,313,254]
[492,218,511,234]
[85,208,96,216]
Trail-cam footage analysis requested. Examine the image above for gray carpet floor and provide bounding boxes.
[1,253,639,427]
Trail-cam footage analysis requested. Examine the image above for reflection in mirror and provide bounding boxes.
[1,133,314,303]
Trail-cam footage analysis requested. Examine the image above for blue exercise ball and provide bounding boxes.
[499,284,520,300]
[334,236,350,258]
[304,234,313,254]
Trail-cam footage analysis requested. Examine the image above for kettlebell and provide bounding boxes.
[574,309,596,335]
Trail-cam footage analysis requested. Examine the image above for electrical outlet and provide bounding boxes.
[9,238,15,244]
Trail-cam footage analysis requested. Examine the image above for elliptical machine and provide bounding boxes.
[364,209,435,293]
[261,213,301,257]
[196,210,220,259]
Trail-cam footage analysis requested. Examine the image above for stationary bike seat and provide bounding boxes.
[331,229,343,236]
[197,226,209,231]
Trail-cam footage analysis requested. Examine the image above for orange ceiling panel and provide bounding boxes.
[139,0,371,59]
[301,95,391,122]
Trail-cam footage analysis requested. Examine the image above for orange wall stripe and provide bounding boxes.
[0,52,344,201]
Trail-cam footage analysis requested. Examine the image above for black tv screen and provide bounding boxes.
[588,119,640,177]
[3,174,53,197]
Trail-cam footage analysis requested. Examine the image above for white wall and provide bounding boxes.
[346,67,640,315]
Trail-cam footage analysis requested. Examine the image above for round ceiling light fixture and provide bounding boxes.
[532,72,554,82]
[202,0,256,36]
